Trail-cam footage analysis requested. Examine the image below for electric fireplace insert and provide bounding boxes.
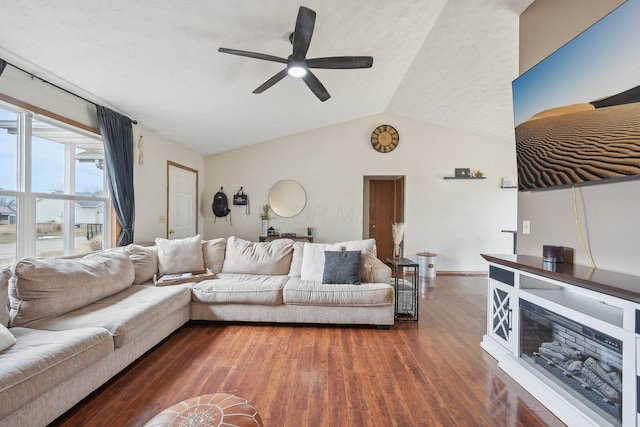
[520,299,623,426]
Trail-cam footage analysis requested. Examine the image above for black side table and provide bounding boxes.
[386,257,419,321]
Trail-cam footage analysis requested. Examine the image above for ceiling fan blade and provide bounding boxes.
[218,48,287,64]
[292,6,316,60]
[252,69,289,94]
[302,70,330,102]
[306,56,373,69]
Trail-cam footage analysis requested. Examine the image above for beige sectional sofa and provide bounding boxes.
[0,236,393,427]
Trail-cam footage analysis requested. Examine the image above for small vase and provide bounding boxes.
[394,244,401,258]
[261,220,269,236]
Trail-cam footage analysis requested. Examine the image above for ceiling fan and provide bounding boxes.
[218,6,373,102]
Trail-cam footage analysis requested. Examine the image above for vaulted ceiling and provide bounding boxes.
[0,0,533,155]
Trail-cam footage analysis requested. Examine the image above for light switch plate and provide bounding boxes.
[523,220,531,235]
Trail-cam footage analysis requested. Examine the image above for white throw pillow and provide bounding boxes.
[300,243,341,282]
[155,235,205,276]
[0,324,17,352]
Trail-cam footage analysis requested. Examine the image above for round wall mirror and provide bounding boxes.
[268,179,307,218]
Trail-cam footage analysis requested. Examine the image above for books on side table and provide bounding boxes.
[153,269,215,286]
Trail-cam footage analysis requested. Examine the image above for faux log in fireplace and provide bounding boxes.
[520,299,623,424]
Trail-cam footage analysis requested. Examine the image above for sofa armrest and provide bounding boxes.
[370,258,391,284]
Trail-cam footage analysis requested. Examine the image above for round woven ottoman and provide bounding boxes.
[144,393,264,427]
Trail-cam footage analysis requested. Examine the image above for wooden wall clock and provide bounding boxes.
[371,125,399,153]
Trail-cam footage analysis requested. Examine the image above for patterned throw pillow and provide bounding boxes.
[322,250,361,285]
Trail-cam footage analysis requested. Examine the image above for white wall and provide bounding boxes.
[132,126,205,244]
[517,0,640,275]
[204,113,517,271]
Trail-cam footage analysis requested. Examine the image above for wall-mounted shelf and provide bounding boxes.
[444,176,486,180]
[501,186,518,189]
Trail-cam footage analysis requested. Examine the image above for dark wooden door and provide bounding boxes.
[369,180,396,261]
[369,177,404,262]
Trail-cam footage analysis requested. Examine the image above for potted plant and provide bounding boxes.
[260,204,271,236]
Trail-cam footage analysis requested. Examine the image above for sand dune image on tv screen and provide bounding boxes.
[515,101,640,191]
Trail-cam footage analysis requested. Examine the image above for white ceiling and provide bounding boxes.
[0,0,533,156]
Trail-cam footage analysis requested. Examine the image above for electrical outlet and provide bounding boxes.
[523,220,531,235]
[158,215,166,224]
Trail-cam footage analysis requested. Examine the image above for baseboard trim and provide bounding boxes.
[436,271,487,277]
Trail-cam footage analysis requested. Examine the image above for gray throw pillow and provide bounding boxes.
[322,250,361,285]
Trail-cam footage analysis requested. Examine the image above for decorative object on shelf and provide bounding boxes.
[259,204,271,236]
[391,222,405,258]
[501,177,518,189]
[371,125,399,153]
[444,168,487,179]
[267,227,276,236]
[455,168,470,178]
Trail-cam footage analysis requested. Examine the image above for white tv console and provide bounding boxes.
[481,254,640,427]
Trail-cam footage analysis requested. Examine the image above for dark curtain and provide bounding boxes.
[0,59,7,77]
[96,105,135,246]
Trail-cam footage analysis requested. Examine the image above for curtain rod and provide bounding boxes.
[3,60,138,125]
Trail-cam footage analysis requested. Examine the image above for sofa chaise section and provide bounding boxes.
[0,326,113,421]
[1,250,190,427]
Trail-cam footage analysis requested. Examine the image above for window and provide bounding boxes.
[0,102,110,265]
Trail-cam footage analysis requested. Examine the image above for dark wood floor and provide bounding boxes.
[50,276,564,427]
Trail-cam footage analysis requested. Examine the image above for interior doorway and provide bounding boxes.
[167,161,198,239]
[363,176,404,262]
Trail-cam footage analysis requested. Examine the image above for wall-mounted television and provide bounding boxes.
[512,0,640,191]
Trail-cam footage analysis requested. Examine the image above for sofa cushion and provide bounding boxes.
[222,236,294,275]
[202,238,226,273]
[9,251,135,327]
[322,251,361,285]
[283,277,394,306]
[156,235,205,276]
[0,326,113,420]
[124,244,158,285]
[0,267,10,327]
[300,243,341,282]
[28,284,191,348]
[287,241,305,277]
[192,273,287,305]
[337,239,378,283]
[0,324,16,352]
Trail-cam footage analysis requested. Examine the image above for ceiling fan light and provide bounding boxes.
[287,65,307,78]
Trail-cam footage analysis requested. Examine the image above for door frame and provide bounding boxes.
[166,161,198,238]
[363,175,405,260]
